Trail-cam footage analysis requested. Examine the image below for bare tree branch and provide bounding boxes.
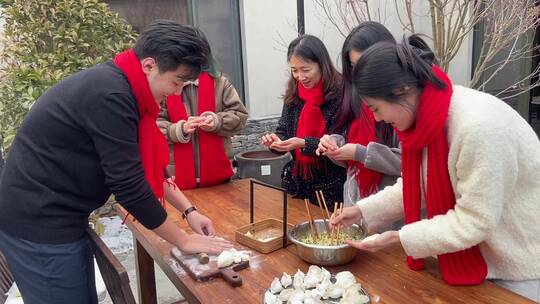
[314,0,540,99]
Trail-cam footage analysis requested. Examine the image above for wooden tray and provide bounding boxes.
[235,218,292,254]
[170,247,249,287]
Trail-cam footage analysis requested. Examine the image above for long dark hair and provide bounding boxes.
[352,35,445,107]
[332,22,396,143]
[283,35,341,105]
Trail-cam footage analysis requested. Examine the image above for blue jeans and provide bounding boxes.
[0,229,97,304]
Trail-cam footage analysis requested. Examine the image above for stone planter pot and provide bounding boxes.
[234,150,292,187]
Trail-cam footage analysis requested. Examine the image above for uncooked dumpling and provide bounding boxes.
[307,265,321,276]
[288,289,305,303]
[317,277,331,299]
[278,288,295,302]
[340,286,370,304]
[217,250,234,268]
[280,272,292,288]
[293,269,305,290]
[270,277,283,294]
[304,297,324,304]
[304,288,323,300]
[264,290,278,304]
[303,272,319,289]
[327,284,343,299]
[319,267,331,282]
[335,271,356,289]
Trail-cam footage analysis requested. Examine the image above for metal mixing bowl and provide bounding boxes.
[288,219,366,266]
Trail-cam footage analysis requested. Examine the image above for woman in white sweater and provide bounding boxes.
[330,38,540,301]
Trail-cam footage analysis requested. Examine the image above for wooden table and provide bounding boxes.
[116,179,533,304]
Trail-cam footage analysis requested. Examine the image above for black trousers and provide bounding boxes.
[0,229,97,304]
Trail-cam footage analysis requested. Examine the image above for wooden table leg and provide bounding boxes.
[134,238,157,304]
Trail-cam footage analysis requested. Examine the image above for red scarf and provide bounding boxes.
[114,49,169,200]
[347,104,382,197]
[295,80,326,178]
[166,72,233,190]
[396,66,487,285]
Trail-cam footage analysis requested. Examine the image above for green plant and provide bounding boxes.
[0,0,136,154]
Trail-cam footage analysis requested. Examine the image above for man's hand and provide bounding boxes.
[177,233,232,255]
[186,210,216,236]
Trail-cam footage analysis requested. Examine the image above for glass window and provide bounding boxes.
[105,0,189,32]
[191,0,244,100]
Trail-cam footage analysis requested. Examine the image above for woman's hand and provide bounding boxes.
[270,137,305,152]
[345,231,400,252]
[323,143,357,161]
[177,233,232,255]
[183,116,206,134]
[316,134,338,156]
[199,113,216,132]
[260,133,281,147]
[186,211,216,236]
[329,205,363,230]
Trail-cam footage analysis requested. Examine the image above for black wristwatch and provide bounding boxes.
[181,206,197,220]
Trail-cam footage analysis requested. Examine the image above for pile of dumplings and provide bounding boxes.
[264,265,370,304]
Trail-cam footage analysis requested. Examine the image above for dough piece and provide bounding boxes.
[240,253,250,262]
[217,250,234,268]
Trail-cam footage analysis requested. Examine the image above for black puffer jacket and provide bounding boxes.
[274,98,346,210]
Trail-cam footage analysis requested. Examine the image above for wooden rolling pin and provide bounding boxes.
[198,253,209,264]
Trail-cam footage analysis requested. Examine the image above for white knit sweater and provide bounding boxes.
[357,85,540,280]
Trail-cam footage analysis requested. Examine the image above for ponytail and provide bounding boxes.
[395,35,445,89]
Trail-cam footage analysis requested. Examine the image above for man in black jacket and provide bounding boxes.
[0,20,230,304]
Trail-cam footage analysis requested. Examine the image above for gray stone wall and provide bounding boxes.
[231,116,280,156]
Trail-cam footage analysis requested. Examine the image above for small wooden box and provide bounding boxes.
[235,218,293,254]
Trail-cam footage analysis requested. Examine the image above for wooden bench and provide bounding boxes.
[87,227,136,304]
[87,227,188,304]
